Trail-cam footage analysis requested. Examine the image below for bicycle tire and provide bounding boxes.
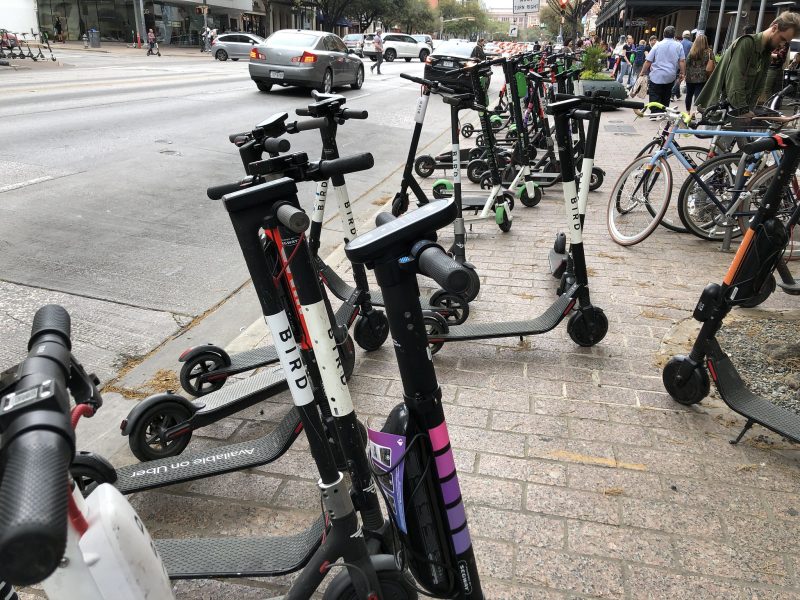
[737,164,800,233]
[607,155,672,246]
[677,153,745,241]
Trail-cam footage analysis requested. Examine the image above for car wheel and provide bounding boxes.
[256,81,272,93]
[384,49,396,62]
[352,65,364,89]
[319,68,333,93]
[215,49,228,61]
[419,49,429,62]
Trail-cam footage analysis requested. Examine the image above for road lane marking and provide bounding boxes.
[0,176,53,193]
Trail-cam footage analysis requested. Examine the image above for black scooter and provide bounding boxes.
[663,131,800,446]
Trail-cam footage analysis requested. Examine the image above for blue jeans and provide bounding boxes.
[616,62,630,85]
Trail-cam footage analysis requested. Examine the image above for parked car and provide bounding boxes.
[411,34,433,51]
[343,33,365,57]
[212,32,265,61]
[1,30,19,49]
[363,33,430,62]
[423,40,480,94]
[249,29,364,94]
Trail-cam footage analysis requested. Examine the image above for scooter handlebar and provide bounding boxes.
[553,92,645,110]
[207,177,255,200]
[340,108,368,120]
[275,203,310,234]
[399,73,455,94]
[741,134,785,154]
[29,304,71,350]
[295,107,312,117]
[228,131,250,143]
[414,242,471,297]
[262,137,290,154]
[318,153,374,179]
[286,117,328,133]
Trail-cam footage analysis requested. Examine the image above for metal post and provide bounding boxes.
[756,0,767,29]
[698,0,712,33]
[203,0,208,30]
[732,0,745,41]
[714,0,727,52]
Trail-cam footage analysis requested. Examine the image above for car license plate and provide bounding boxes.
[442,60,454,68]
[270,71,284,79]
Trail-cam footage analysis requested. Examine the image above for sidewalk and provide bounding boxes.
[73,107,800,599]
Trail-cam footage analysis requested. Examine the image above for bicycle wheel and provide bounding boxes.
[657,145,713,233]
[677,153,744,241]
[737,165,800,232]
[607,155,672,246]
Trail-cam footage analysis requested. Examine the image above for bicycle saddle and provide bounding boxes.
[345,200,457,264]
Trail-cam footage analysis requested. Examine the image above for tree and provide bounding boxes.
[384,0,436,34]
[316,0,353,32]
[349,0,393,32]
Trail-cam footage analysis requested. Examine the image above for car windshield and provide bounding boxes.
[266,31,318,47]
[432,41,474,58]
[343,34,362,41]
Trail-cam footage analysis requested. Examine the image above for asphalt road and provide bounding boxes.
[0,49,455,382]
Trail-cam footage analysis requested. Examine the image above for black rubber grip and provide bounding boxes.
[375,212,396,227]
[275,204,310,233]
[207,178,254,200]
[0,431,72,586]
[228,131,249,143]
[400,72,431,86]
[608,98,646,110]
[296,107,312,117]
[288,117,328,133]
[341,108,368,120]
[417,246,470,296]
[28,305,71,351]
[319,153,374,178]
[741,135,782,154]
[262,137,290,154]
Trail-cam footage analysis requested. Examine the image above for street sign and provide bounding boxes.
[509,25,519,37]
[513,0,539,14]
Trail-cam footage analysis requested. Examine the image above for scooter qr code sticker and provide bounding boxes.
[367,429,407,533]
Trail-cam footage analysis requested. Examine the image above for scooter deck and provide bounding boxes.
[197,364,287,413]
[432,283,578,343]
[226,302,355,370]
[155,513,325,579]
[115,406,302,494]
[708,341,800,444]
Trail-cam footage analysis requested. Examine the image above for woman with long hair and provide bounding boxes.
[684,34,713,111]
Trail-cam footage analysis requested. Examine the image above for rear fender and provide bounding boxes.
[120,393,198,436]
[178,344,231,365]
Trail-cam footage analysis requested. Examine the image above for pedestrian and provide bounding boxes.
[147,28,156,55]
[628,38,647,87]
[54,16,63,43]
[671,30,694,99]
[696,12,800,118]
[684,34,714,112]
[611,35,626,78]
[640,26,686,112]
[471,38,486,60]
[200,27,208,52]
[370,29,383,75]
[616,35,635,87]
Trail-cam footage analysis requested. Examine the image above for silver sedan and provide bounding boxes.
[249,30,365,94]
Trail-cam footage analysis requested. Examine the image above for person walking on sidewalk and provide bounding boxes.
[696,12,800,118]
[684,34,714,112]
[54,17,64,43]
[640,26,686,112]
[370,29,383,75]
[671,30,694,100]
[147,29,157,55]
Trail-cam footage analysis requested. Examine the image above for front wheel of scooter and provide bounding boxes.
[589,167,605,191]
[179,352,228,396]
[662,356,710,406]
[128,402,194,461]
[461,123,475,138]
[429,290,470,325]
[354,310,390,352]
[519,184,542,207]
[567,306,608,347]
[322,555,418,600]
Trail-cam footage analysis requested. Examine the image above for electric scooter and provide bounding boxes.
[423,95,644,351]
[663,131,800,446]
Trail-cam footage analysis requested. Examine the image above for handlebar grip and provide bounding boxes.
[375,212,396,227]
[295,107,312,117]
[29,305,71,351]
[741,135,783,154]
[207,178,254,200]
[340,108,368,120]
[228,131,249,143]
[275,203,310,233]
[417,245,471,297]
[610,98,646,110]
[262,137,290,154]
[319,153,374,178]
[438,83,456,94]
[287,117,328,133]
[0,431,72,586]
[400,72,428,85]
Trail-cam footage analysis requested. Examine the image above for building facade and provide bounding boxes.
[486,6,540,32]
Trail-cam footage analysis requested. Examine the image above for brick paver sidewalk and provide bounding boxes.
[46,107,800,600]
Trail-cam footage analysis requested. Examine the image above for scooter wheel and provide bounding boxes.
[461,123,475,138]
[424,314,447,355]
[589,167,604,191]
[520,185,542,207]
[737,274,777,308]
[467,159,489,184]
[128,402,194,461]
[468,147,483,161]
[496,190,515,212]
[391,193,409,216]
[480,173,493,190]
[497,205,512,232]
[339,334,357,380]
[414,155,436,178]
[567,306,608,347]
[354,311,390,352]
[322,556,418,599]
[179,352,228,397]
[475,134,486,148]
[432,182,451,199]
[429,291,469,325]
[662,356,710,406]
[553,232,567,255]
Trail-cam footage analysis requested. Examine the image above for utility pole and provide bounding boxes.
[756,0,767,30]
[697,0,711,34]
[713,0,726,52]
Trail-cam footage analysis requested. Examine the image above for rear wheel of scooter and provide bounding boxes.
[429,290,470,325]
[662,356,709,406]
[423,314,447,355]
[467,147,482,160]
[180,352,228,396]
[467,159,488,184]
[589,167,604,191]
[215,49,228,61]
[737,274,777,308]
[519,185,542,207]
[354,311,390,352]
[322,555,418,599]
[475,134,486,148]
[414,155,436,178]
[461,123,475,138]
[432,181,451,199]
[567,306,608,347]
[129,402,194,461]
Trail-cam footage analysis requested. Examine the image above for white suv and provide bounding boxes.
[363,33,430,63]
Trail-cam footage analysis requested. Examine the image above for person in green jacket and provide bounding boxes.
[696,12,800,118]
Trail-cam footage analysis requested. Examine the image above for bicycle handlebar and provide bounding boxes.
[0,305,76,586]
[741,134,786,154]
[412,242,470,296]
